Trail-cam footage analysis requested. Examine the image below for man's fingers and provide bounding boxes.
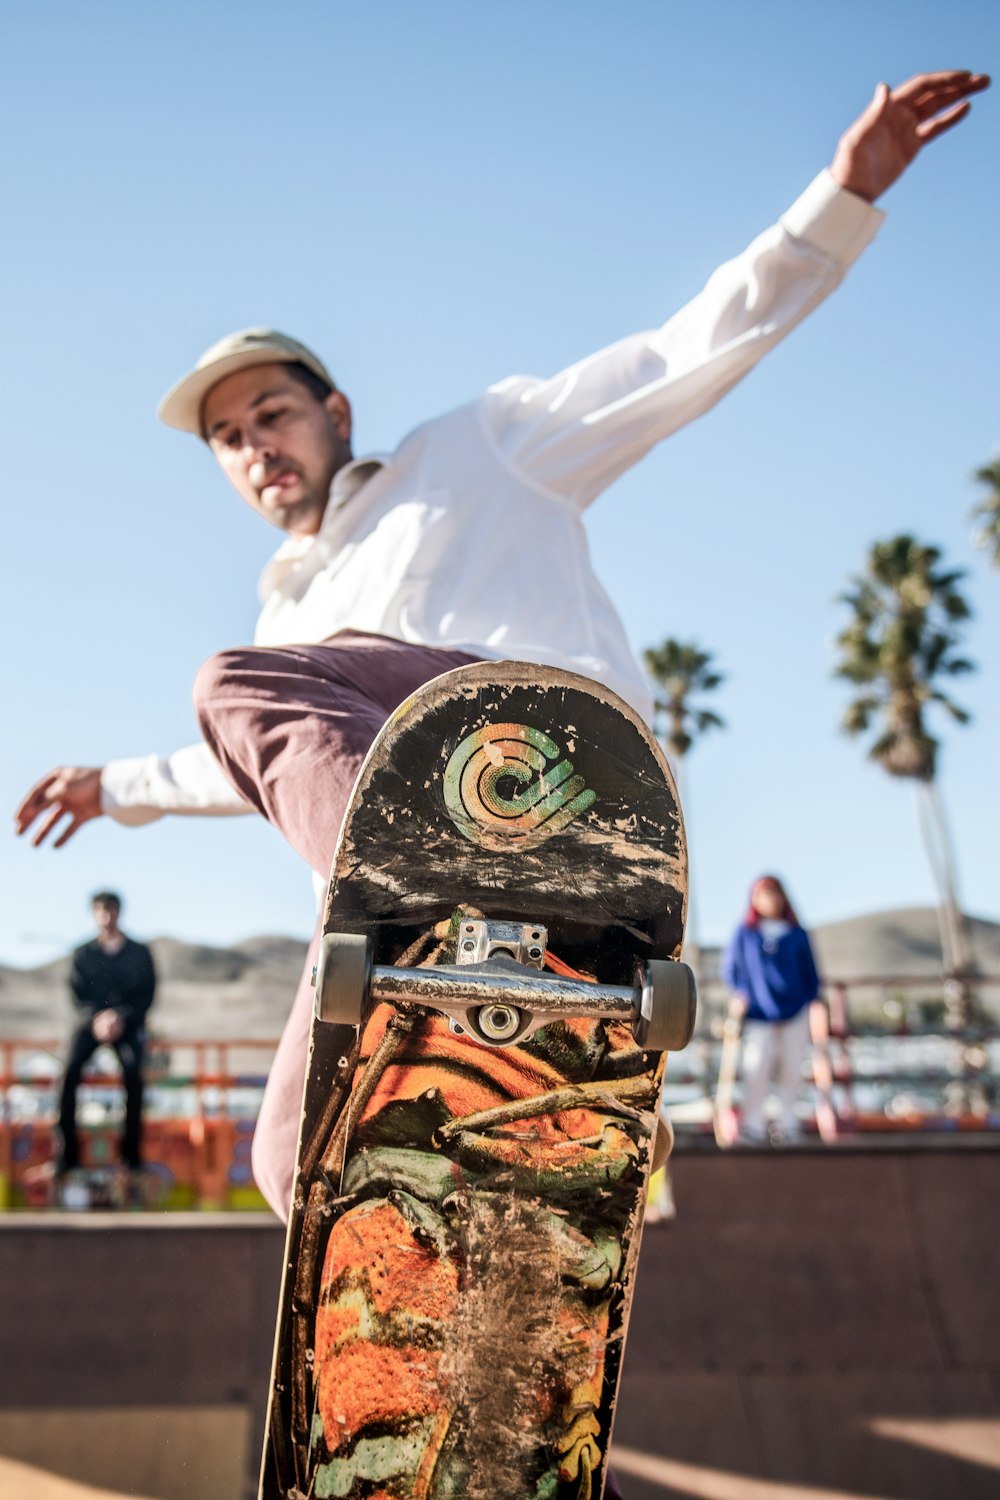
[910,76,990,120]
[916,100,973,143]
[14,774,59,832]
[31,805,69,848]
[52,818,82,850]
[857,81,890,125]
[892,69,982,105]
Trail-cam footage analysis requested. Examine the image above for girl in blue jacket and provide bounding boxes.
[722,875,821,1142]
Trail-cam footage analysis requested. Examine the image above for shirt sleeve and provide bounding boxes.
[799,930,822,1004]
[118,944,157,1026]
[722,929,746,993]
[479,171,884,508]
[69,947,89,1010]
[100,743,254,827]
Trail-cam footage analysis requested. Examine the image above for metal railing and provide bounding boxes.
[1,972,997,1205]
[0,1037,279,1209]
[664,974,1000,1144]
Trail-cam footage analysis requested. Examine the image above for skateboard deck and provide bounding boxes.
[259,662,694,1500]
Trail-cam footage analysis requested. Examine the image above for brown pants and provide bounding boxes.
[193,631,481,1218]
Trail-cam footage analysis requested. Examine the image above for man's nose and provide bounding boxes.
[243,427,277,464]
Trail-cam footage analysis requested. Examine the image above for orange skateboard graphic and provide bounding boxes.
[260,662,696,1499]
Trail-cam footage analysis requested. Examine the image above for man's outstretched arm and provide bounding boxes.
[15,743,253,848]
[481,69,988,510]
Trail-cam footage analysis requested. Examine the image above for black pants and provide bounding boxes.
[57,1022,145,1171]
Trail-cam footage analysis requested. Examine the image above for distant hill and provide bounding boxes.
[697,907,1000,985]
[0,934,309,1042]
[1,908,998,1042]
[812,908,1000,981]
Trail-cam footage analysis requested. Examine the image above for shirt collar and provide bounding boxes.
[326,454,389,516]
[258,454,389,601]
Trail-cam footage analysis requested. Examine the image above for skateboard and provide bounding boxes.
[259,662,696,1500]
[712,1013,742,1147]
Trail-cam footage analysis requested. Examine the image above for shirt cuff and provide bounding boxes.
[781,168,885,265]
[101,757,167,827]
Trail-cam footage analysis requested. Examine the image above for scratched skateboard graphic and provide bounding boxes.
[259,661,697,1500]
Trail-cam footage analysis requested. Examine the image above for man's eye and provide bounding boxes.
[225,432,242,449]
[259,407,285,426]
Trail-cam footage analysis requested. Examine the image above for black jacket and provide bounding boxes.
[69,938,156,1030]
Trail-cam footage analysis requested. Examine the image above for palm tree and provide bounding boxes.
[643,639,726,978]
[971,456,1000,566]
[643,640,726,765]
[834,535,975,991]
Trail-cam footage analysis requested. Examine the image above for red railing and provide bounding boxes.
[2,973,997,1205]
[0,1037,280,1210]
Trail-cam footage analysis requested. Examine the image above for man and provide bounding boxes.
[16,72,988,1220]
[59,891,156,1180]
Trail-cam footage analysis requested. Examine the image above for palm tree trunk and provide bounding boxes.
[915,782,955,970]
[916,780,974,1029]
[926,779,973,970]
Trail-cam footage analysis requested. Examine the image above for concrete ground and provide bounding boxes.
[1,1145,998,1499]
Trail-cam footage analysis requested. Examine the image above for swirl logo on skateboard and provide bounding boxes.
[443,722,597,850]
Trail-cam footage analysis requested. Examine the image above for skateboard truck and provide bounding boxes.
[313,924,696,1053]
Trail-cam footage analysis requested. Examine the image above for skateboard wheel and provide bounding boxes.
[315,933,372,1026]
[635,960,697,1052]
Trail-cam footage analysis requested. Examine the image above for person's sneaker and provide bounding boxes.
[59,1170,92,1210]
[126,1169,149,1209]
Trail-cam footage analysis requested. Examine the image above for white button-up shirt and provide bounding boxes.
[102,170,883,825]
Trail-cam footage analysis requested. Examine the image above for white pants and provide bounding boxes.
[740,1006,812,1135]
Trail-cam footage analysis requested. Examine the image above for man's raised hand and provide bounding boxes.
[831,70,989,203]
[14,766,104,848]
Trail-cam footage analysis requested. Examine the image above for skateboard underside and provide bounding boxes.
[260,664,688,1500]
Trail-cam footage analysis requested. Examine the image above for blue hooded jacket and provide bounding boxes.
[722,923,820,1022]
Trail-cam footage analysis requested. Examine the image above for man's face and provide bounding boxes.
[93,901,119,935]
[203,364,353,537]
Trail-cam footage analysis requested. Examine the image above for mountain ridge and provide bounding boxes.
[2,909,998,1041]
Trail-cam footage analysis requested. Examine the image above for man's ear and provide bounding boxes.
[325,390,353,442]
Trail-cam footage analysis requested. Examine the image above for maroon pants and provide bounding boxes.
[193,631,481,1217]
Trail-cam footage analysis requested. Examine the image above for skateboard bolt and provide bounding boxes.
[476,1003,521,1041]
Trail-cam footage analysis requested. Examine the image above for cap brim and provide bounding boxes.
[157,348,304,437]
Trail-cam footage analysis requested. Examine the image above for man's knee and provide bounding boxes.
[192,648,255,727]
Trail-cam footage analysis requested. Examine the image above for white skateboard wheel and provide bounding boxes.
[314,932,371,1026]
[636,960,697,1052]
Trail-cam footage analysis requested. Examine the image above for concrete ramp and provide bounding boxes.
[1,1149,997,1499]
[613,1148,1000,1499]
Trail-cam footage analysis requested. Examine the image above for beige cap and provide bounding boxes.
[157,328,337,437]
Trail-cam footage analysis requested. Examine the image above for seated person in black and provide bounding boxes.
[58,891,156,1175]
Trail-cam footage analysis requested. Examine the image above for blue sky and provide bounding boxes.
[2,1,998,967]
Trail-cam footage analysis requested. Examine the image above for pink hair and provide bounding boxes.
[746,875,799,927]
